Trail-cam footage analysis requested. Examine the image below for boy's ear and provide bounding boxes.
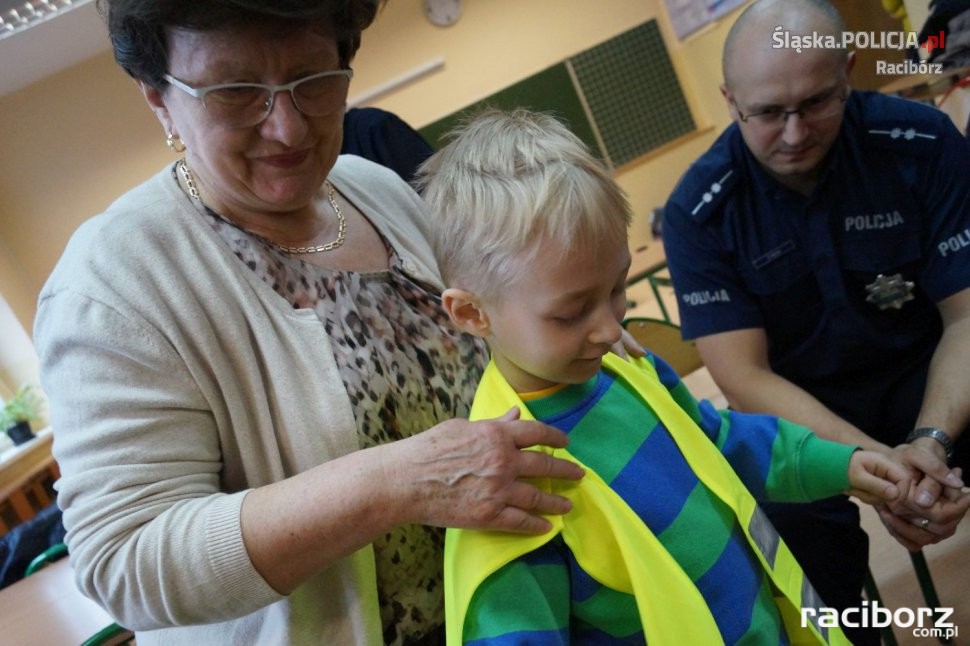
[441,288,491,337]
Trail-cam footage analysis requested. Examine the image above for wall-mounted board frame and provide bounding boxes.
[419,20,697,170]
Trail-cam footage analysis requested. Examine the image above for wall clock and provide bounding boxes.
[424,0,462,27]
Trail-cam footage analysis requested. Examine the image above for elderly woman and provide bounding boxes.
[33,1,585,644]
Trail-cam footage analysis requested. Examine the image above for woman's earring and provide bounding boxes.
[166,132,186,153]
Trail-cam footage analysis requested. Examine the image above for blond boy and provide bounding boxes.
[417,109,909,645]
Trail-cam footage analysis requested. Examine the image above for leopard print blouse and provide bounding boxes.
[200,204,488,645]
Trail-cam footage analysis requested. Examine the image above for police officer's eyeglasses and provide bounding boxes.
[163,69,354,128]
[733,88,848,130]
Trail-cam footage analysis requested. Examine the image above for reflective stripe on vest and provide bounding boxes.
[444,354,850,645]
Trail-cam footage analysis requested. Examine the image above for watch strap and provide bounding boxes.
[906,427,954,463]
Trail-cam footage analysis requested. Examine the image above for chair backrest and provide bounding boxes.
[622,317,703,377]
[24,540,67,577]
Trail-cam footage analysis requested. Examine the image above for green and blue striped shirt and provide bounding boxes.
[462,352,854,644]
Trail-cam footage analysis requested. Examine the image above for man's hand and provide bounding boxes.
[895,438,961,508]
[877,461,969,551]
[870,443,969,550]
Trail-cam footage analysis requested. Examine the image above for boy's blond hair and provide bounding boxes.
[416,108,632,301]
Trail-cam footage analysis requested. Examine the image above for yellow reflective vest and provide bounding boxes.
[444,354,850,645]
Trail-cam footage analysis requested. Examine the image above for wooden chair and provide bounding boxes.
[0,453,60,535]
[622,316,703,377]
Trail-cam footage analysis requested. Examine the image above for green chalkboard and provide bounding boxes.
[571,21,695,167]
[418,63,600,157]
[418,20,695,168]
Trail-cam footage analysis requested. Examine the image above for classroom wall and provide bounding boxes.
[0,51,166,333]
[0,0,740,336]
[351,0,737,246]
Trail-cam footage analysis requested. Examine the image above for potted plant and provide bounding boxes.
[1,385,44,446]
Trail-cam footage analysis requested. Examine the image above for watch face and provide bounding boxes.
[424,0,461,26]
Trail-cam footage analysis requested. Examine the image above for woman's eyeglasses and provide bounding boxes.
[163,69,354,128]
[733,88,848,131]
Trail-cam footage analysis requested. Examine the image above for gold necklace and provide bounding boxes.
[177,158,347,254]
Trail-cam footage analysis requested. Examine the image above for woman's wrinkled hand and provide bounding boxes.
[392,407,585,534]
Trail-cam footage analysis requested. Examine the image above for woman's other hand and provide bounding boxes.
[611,326,645,359]
[242,408,584,593]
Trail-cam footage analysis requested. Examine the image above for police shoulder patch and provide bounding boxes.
[668,154,740,225]
[860,94,949,158]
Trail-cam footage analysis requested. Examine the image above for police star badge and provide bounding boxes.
[865,273,914,310]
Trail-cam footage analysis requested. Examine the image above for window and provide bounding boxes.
[0,294,39,403]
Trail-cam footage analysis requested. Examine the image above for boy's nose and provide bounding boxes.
[590,312,623,347]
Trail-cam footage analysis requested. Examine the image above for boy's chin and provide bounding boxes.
[568,357,605,381]
[513,359,604,392]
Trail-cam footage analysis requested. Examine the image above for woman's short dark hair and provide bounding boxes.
[96,0,383,89]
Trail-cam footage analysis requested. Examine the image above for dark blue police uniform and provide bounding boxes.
[663,91,970,645]
[341,107,434,185]
[665,90,970,452]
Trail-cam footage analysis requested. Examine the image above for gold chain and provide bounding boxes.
[177,158,346,254]
[176,158,201,201]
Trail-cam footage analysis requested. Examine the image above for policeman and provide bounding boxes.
[663,1,970,644]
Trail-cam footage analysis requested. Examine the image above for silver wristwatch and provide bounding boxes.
[906,427,954,464]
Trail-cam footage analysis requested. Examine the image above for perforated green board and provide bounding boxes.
[570,21,696,167]
[418,20,695,168]
[418,63,600,157]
